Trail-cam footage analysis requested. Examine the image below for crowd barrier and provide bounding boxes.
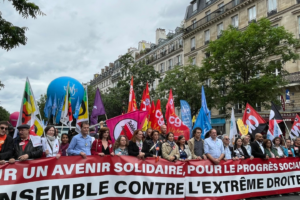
[1,156,300,200]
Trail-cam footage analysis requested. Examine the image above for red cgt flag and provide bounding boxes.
[165,89,175,124]
[128,77,137,113]
[152,100,165,132]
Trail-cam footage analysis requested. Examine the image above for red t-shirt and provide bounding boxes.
[19,136,30,151]
[0,134,7,151]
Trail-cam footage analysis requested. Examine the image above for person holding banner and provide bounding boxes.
[142,130,162,158]
[273,137,287,158]
[0,121,13,165]
[176,135,192,161]
[222,135,236,161]
[285,139,295,157]
[233,138,252,159]
[60,133,69,156]
[91,127,114,156]
[162,132,179,162]
[187,127,207,160]
[293,137,300,157]
[263,139,279,158]
[67,122,92,158]
[114,135,129,156]
[128,130,145,159]
[41,125,61,159]
[204,129,224,165]
[8,124,43,164]
[241,135,253,157]
[251,133,268,159]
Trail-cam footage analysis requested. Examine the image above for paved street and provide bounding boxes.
[249,194,300,199]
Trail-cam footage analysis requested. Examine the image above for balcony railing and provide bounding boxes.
[285,72,300,84]
[111,73,121,81]
[185,0,246,34]
[146,45,183,64]
[298,0,300,4]
[267,9,277,17]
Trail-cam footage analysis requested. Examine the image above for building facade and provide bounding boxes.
[183,0,300,136]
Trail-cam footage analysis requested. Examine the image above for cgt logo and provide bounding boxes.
[155,110,165,126]
[168,116,181,127]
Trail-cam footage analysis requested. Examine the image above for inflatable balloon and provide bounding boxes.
[9,112,19,127]
[47,77,84,111]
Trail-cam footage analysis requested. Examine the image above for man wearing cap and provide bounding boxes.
[0,121,13,165]
[8,124,43,164]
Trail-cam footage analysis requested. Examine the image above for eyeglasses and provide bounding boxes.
[0,127,8,130]
[224,138,229,140]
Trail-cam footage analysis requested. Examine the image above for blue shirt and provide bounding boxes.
[224,146,232,159]
[67,133,92,156]
[204,137,224,159]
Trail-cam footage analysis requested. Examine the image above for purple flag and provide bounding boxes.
[90,88,106,132]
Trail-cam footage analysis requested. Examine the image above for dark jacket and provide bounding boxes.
[142,140,162,158]
[128,141,141,157]
[224,146,235,158]
[234,146,250,159]
[13,137,43,159]
[251,141,266,159]
[0,135,13,160]
[293,145,300,157]
[158,134,167,143]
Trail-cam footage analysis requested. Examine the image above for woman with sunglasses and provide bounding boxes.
[0,121,13,165]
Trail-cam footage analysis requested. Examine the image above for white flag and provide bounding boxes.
[60,82,70,126]
[229,107,238,146]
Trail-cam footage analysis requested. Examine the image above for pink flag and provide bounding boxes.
[106,111,148,143]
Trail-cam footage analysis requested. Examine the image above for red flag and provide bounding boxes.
[140,83,151,116]
[120,121,135,140]
[148,101,155,129]
[165,89,175,123]
[128,77,137,113]
[152,100,165,132]
[242,103,267,135]
[140,89,146,111]
[291,114,300,139]
[166,103,190,140]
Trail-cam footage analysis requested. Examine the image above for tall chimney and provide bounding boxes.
[156,28,166,45]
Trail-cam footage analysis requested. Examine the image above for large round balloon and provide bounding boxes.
[10,112,19,127]
[47,77,84,111]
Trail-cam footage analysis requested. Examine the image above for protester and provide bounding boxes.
[67,121,92,158]
[159,125,167,143]
[251,133,268,159]
[8,125,14,138]
[128,129,145,159]
[142,130,162,158]
[9,124,43,164]
[242,135,253,157]
[162,132,179,162]
[41,125,61,159]
[222,135,236,161]
[263,139,279,158]
[187,127,207,160]
[60,133,69,156]
[145,128,153,140]
[114,135,129,156]
[285,139,295,157]
[68,129,78,142]
[273,137,287,158]
[89,127,97,138]
[176,135,192,161]
[0,121,13,164]
[292,137,300,157]
[204,129,224,165]
[233,138,252,159]
[91,127,114,156]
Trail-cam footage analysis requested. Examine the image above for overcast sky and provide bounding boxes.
[0,0,187,113]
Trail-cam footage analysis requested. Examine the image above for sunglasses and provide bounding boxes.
[0,127,8,130]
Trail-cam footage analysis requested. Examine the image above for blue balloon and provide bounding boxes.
[47,76,84,111]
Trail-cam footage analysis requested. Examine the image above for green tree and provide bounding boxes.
[87,84,96,115]
[0,106,10,121]
[37,94,47,121]
[200,18,300,114]
[0,81,4,90]
[156,63,206,116]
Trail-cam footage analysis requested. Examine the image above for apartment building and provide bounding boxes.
[184,0,300,135]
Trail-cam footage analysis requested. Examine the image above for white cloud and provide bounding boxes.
[0,0,187,113]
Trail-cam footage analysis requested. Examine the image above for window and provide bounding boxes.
[268,0,277,12]
[168,59,173,70]
[256,103,261,112]
[248,6,256,22]
[231,15,239,28]
[205,52,210,58]
[206,10,211,21]
[218,2,224,8]
[193,2,197,12]
[177,55,181,65]
[235,102,242,114]
[217,23,223,37]
[218,2,224,13]
[191,37,195,50]
[206,0,211,5]
[192,57,196,65]
[205,30,210,44]
[179,38,183,47]
[298,16,300,37]
[160,63,164,73]
[206,79,211,86]
[233,0,239,6]
[192,19,197,29]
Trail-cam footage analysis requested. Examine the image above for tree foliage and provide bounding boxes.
[87,84,96,116]
[200,18,300,114]
[37,94,47,121]
[156,63,208,116]
[0,81,4,90]
[0,106,10,121]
